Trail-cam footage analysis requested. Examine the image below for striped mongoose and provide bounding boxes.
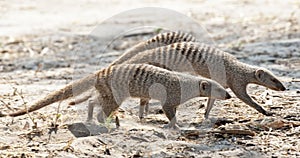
[72,33,286,119]
[69,31,196,119]
[69,31,196,106]
[0,64,231,129]
[122,42,286,118]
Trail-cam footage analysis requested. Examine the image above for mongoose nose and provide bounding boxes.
[276,83,286,91]
[280,85,286,91]
[225,93,231,99]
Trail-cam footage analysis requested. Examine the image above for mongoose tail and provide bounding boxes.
[110,31,196,66]
[69,92,92,105]
[0,73,98,117]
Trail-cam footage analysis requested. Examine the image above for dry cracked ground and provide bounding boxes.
[0,0,299,157]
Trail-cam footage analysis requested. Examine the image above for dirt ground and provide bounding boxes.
[0,0,299,157]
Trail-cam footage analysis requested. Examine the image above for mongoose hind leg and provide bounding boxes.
[204,98,216,119]
[231,86,274,116]
[139,98,150,120]
[85,93,101,122]
[96,94,120,123]
[87,97,96,122]
[162,105,179,130]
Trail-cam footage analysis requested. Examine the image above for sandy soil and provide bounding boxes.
[0,0,299,157]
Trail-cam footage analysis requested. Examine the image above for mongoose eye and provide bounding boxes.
[200,81,209,91]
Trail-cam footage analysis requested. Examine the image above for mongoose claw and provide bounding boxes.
[264,110,275,116]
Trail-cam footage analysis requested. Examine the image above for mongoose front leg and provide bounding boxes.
[231,86,274,116]
[204,98,216,119]
[87,98,96,122]
[139,98,150,120]
[162,105,179,130]
[144,100,149,116]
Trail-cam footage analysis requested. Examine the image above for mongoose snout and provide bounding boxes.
[274,80,286,91]
[275,82,286,91]
[280,85,286,91]
[217,91,231,100]
[202,81,231,100]
[255,69,286,92]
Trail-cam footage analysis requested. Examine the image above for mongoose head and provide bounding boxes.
[254,68,286,91]
[200,80,231,100]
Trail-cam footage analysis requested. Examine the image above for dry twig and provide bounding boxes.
[210,129,256,136]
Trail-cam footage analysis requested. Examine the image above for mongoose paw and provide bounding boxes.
[139,116,144,120]
[204,112,210,120]
[86,119,93,123]
[163,124,180,130]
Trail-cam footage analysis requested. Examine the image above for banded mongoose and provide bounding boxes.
[69,31,196,107]
[69,31,196,117]
[71,33,286,119]
[0,64,231,129]
[121,42,286,118]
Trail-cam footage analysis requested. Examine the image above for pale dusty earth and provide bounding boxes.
[0,0,300,157]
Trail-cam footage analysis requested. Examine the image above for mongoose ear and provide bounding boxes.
[255,69,265,81]
[200,81,209,91]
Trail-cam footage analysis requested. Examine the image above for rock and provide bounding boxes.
[67,122,109,137]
